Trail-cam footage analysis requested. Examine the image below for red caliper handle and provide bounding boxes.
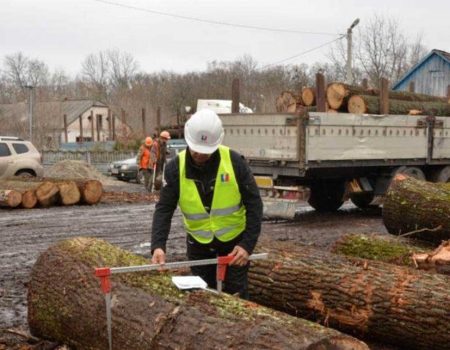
[95,267,112,294]
[217,256,233,282]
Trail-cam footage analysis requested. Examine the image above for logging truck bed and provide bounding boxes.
[0,180,390,349]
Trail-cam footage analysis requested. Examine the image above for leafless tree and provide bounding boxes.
[107,49,139,91]
[81,52,109,100]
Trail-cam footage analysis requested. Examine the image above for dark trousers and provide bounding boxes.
[186,235,249,299]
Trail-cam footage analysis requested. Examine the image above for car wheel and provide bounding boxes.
[15,170,35,178]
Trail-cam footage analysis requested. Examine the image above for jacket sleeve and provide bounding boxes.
[136,146,143,168]
[231,151,263,254]
[151,156,179,253]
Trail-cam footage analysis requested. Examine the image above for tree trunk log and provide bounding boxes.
[56,181,81,205]
[21,189,38,209]
[27,238,368,350]
[35,182,60,207]
[348,95,450,115]
[327,82,449,110]
[0,189,22,208]
[248,240,450,350]
[276,91,301,112]
[412,241,450,275]
[74,179,103,204]
[301,87,316,106]
[383,175,450,242]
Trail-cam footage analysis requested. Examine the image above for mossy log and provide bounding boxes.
[348,95,450,115]
[327,82,449,110]
[383,175,450,242]
[27,237,369,350]
[0,189,22,208]
[331,233,430,267]
[249,240,450,350]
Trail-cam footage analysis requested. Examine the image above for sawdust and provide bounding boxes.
[45,160,117,185]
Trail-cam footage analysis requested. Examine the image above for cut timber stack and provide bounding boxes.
[248,240,450,350]
[275,91,301,112]
[0,178,102,208]
[383,174,450,242]
[326,81,450,115]
[301,87,316,107]
[28,237,369,350]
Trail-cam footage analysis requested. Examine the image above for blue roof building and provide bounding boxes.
[392,49,450,97]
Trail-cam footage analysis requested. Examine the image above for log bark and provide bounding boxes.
[348,95,450,115]
[27,237,368,350]
[0,189,22,208]
[249,240,450,350]
[331,233,429,267]
[327,82,449,110]
[412,241,450,275]
[383,175,450,242]
[301,87,316,106]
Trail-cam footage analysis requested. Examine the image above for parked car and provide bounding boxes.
[108,139,187,184]
[0,136,44,179]
[108,157,143,183]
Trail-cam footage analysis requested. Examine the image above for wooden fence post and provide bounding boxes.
[315,72,326,112]
[63,114,68,143]
[79,115,83,144]
[90,110,95,141]
[141,108,146,138]
[232,78,240,113]
[380,78,390,114]
[156,106,161,135]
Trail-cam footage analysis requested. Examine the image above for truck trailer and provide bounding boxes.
[220,110,450,213]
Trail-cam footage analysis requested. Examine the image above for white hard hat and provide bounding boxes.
[184,109,224,154]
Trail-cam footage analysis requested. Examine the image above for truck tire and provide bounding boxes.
[350,192,375,209]
[393,166,425,180]
[429,166,450,183]
[308,181,346,212]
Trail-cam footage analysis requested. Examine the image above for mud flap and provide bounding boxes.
[262,199,298,220]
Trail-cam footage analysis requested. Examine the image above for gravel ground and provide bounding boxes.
[0,178,396,349]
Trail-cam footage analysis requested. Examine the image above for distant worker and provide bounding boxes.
[150,130,171,189]
[151,110,263,299]
[136,136,153,191]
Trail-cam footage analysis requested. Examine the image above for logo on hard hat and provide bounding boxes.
[200,135,208,142]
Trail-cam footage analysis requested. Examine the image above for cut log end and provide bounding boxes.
[57,181,81,206]
[0,189,22,208]
[36,182,60,207]
[326,83,348,110]
[79,180,103,204]
[22,190,38,209]
[348,95,368,114]
[301,88,316,106]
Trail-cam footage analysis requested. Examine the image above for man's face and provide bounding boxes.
[189,149,212,166]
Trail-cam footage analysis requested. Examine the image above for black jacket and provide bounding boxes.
[151,147,263,254]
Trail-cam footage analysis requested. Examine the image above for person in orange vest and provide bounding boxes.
[136,136,153,191]
[150,130,171,189]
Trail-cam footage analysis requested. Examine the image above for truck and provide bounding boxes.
[220,110,450,214]
[197,99,253,114]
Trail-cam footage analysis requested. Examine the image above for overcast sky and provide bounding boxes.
[1,0,449,76]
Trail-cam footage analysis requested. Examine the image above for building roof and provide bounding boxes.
[62,99,108,125]
[392,49,450,89]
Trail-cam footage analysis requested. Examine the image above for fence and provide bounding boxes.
[42,150,136,174]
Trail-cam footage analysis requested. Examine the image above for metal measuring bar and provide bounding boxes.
[95,252,268,350]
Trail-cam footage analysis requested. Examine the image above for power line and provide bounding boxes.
[92,0,340,36]
[260,35,345,70]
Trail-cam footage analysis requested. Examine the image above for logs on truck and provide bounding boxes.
[27,237,369,350]
[383,174,450,242]
[0,178,103,209]
[248,240,450,350]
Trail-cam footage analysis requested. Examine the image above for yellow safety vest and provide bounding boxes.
[178,146,246,244]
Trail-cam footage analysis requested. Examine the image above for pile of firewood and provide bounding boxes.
[0,178,103,209]
[276,81,450,115]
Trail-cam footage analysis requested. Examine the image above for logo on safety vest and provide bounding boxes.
[220,173,230,182]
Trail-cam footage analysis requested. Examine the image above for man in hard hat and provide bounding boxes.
[136,136,153,191]
[151,110,263,299]
[150,130,171,190]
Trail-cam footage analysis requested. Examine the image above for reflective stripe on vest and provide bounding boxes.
[178,146,246,244]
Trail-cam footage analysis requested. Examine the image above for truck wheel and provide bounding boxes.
[308,181,345,212]
[350,192,374,209]
[393,166,425,180]
[429,166,450,183]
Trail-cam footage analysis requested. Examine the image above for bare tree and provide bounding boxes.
[107,49,139,91]
[81,52,109,100]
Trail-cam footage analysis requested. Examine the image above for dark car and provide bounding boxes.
[108,139,187,184]
[108,157,143,183]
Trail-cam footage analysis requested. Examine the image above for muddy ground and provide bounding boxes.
[0,179,392,349]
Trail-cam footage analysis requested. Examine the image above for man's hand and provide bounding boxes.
[151,248,166,268]
[229,245,249,266]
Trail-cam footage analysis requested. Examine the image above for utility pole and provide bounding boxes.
[346,18,360,84]
[24,85,34,142]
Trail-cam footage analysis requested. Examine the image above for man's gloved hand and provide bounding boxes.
[229,245,249,266]
[151,248,166,269]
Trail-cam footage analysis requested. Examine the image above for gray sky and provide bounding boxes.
[1,0,449,76]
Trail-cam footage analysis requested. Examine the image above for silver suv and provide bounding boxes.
[0,136,44,179]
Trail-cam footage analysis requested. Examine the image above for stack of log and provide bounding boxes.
[276,81,450,116]
[0,178,103,209]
